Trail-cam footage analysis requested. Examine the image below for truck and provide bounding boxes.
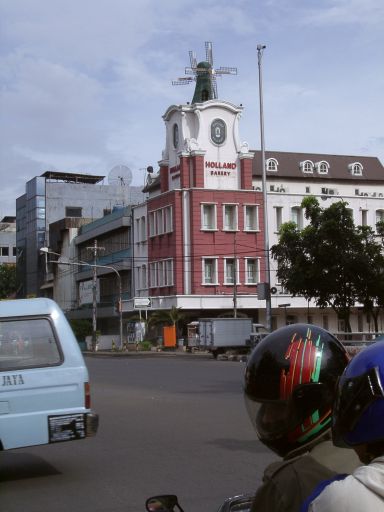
[187,318,267,358]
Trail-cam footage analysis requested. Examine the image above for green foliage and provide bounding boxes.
[138,341,152,351]
[271,197,384,332]
[0,264,18,299]
[150,306,185,326]
[69,319,93,341]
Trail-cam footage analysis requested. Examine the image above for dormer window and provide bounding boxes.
[300,160,314,173]
[266,158,278,172]
[315,161,329,174]
[349,162,363,176]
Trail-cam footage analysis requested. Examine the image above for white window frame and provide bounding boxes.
[202,257,218,285]
[244,204,259,231]
[157,209,164,235]
[140,216,147,242]
[148,211,156,237]
[223,258,239,285]
[149,262,158,288]
[266,158,278,172]
[141,264,147,289]
[315,161,329,174]
[291,206,303,229]
[275,206,283,232]
[349,162,363,176]
[201,203,217,231]
[164,206,173,233]
[223,204,238,231]
[376,209,384,227]
[300,160,314,173]
[245,258,260,285]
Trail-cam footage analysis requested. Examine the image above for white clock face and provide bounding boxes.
[173,123,179,149]
[211,118,226,145]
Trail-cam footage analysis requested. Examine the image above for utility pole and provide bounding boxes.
[87,240,104,351]
[233,233,238,318]
[257,44,272,332]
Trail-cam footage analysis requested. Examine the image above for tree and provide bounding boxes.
[150,307,185,337]
[271,197,384,332]
[0,264,18,299]
[69,319,93,342]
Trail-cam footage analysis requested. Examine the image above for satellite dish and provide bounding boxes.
[108,165,133,186]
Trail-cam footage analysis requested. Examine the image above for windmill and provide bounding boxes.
[172,41,237,103]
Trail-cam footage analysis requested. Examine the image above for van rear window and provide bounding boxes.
[0,318,62,371]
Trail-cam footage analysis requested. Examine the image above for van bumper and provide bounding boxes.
[86,413,99,437]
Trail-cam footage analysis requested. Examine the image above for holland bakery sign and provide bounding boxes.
[205,161,237,176]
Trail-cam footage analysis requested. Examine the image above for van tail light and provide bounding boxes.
[84,382,91,409]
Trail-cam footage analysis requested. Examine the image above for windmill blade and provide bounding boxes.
[172,78,194,86]
[205,41,213,65]
[216,66,238,75]
[211,75,218,99]
[189,50,197,69]
[185,67,196,75]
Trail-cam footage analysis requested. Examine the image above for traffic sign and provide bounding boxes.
[134,297,151,308]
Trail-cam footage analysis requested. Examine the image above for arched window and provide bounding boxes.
[315,161,329,174]
[300,160,314,173]
[266,158,278,171]
[349,162,363,176]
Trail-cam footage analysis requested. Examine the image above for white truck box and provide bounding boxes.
[198,318,253,357]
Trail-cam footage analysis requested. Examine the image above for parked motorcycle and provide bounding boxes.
[145,493,254,512]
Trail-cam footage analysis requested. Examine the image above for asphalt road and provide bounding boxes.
[0,353,278,512]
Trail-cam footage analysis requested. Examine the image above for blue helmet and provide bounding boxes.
[332,340,384,448]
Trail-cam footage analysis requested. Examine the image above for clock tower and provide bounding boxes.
[158,41,254,193]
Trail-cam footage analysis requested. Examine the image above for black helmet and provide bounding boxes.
[244,324,348,458]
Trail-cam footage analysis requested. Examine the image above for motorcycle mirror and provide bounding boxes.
[217,494,254,512]
[145,495,184,512]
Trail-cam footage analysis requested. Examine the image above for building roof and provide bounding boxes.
[252,151,384,182]
[40,171,105,184]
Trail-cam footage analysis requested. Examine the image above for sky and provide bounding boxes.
[1,0,383,218]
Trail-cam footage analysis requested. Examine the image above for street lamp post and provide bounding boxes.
[40,247,124,350]
[257,44,272,332]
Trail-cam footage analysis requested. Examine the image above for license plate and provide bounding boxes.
[48,413,86,443]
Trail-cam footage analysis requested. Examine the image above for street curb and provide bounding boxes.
[83,349,212,358]
[83,350,249,361]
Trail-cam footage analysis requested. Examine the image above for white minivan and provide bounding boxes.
[0,298,98,450]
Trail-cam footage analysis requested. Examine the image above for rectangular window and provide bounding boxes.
[166,259,173,286]
[0,318,61,371]
[244,205,259,231]
[201,204,217,230]
[164,206,173,233]
[149,262,157,288]
[13,247,17,257]
[158,261,165,287]
[275,206,283,232]
[291,207,303,229]
[224,258,236,285]
[361,210,368,226]
[376,209,384,226]
[148,212,155,237]
[202,258,218,285]
[65,207,82,218]
[223,204,238,231]
[0,247,9,256]
[245,258,260,284]
[140,217,147,241]
[157,209,164,235]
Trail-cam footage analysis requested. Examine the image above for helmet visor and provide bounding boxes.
[245,396,294,441]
